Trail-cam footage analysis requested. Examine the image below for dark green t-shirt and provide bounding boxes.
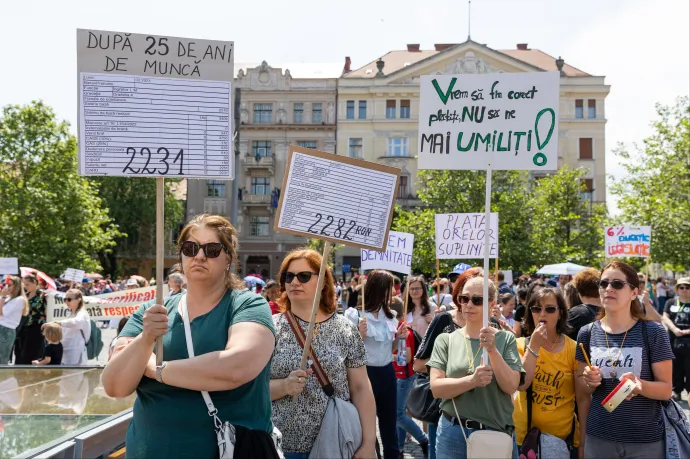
[119,289,275,459]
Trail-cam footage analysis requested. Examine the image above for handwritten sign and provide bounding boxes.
[435,213,499,259]
[0,258,19,275]
[418,72,560,171]
[62,268,86,283]
[361,231,414,274]
[605,225,651,258]
[275,146,400,251]
[77,29,234,178]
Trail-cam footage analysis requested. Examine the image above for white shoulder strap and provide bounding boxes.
[179,294,218,416]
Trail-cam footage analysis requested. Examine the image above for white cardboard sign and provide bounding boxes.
[435,213,499,259]
[0,258,19,275]
[274,146,400,251]
[77,29,234,179]
[418,72,560,171]
[361,231,415,274]
[605,225,651,258]
[62,268,86,283]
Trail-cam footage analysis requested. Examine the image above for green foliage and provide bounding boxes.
[0,101,120,275]
[611,97,690,271]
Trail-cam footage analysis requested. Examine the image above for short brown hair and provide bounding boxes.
[573,268,601,298]
[277,248,336,315]
[43,322,63,343]
[177,214,243,290]
[600,261,646,321]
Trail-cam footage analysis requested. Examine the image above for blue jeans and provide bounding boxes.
[429,422,438,459]
[396,376,428,450]
[283,452,309,459]
[436,415,518,459]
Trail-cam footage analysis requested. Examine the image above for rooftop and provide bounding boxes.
[235,62,343,79]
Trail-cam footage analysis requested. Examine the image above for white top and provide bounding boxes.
[344,307,362,327]
[430,293,453,307]
[360,308,398,367]
[0,296,25,330]
[60,309,91,364]
[657,282,667,297]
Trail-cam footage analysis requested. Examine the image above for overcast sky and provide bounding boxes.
[2,0,688,212]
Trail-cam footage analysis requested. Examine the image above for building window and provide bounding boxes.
[253,103,272,124]
[579,138,593,159]
[400,100,410,119]
[398,176,408,199]
[359,101,367,119]
[588,99,596,118]
[581,179,594,202]
[206,180,225,197]
[293,103,303,123]
[298,141,317,149]
[252,141,272,157]
[250,216,270,237]
[575,99,583,119]
[388,137,408,157]
[349,138,362,158]
[312,103,323,123]
[346,100,355,119]
[386,100,396,119]
[251,177,270,195]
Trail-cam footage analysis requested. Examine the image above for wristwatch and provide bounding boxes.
[155,361,168,383]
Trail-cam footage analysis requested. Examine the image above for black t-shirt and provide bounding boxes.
[415,312,460,360]
[664,298,690,344]
[566,303,599,341]
[44,343,63,365]
[346,287,359,308]
[513,304,528,336]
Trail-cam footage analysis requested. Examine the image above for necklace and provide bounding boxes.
[542,334,560,352]
[462,330,482,375]
[602,317,635,378]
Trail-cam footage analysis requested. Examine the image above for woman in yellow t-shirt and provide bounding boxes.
[513,287,588,458]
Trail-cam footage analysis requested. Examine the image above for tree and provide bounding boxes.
[611,97,690,271]
[0,101,120,275]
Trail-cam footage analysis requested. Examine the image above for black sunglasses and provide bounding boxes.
[65,297,78,302]
[678,285,690,291]
[459,295,483,306]
[280,271,318,285]
[530,306,558,314]
[599,279,635,290]
[180,241,228,258]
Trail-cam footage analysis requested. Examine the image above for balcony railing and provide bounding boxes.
[243,194,271,204]
[242,155,275,167]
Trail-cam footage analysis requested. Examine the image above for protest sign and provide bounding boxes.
[0,258,19,275]
[275,145,400,251]
[605,225,651,258]
[62,268,86,283]
[77,29,234,179]
[435,213,499,259]
[418,71,560,171]
[361,231,414,275]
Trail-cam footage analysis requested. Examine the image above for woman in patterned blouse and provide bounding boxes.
[16,273,47,364]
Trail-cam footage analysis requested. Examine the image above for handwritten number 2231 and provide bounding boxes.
[122,147,184,175]
[308,214,355,240]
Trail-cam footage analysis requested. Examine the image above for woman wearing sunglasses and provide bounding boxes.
[428,269,523,458]
[0,276,28,364]
[513,287,586,457]
[52,289,91,365]
[270,248,376,459]
[103,214,278,459]
[576,261,673,459]
[661,276,690,400]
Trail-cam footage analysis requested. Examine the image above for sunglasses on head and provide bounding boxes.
[280,271,318,285]
[599,279,635,290]
[530,306,558,314]
[459,295,484,306]
[65,297,78,302]
[180,241,228,258]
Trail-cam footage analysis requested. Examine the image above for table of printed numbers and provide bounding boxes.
[79,73,231,177]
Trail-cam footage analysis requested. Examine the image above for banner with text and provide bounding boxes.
[435,213,499,259]
[418,72,560,171]
[605,225,651,258]
[361,231,414,274]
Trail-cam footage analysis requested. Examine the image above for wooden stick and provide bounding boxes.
[155,177,165,366]
[436,259,441,306]
[646,257,650,286]
[481,154,493,364]
[298,241,332,371]
[402,275,410,320]
[360,269,365,312]
[579,343,592,368]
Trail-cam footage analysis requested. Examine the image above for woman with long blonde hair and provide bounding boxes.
[0,275,28,364]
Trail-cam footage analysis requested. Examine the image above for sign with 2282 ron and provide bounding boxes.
[418,71,560,171]
[76,29,234,179]
[274,146,401,251]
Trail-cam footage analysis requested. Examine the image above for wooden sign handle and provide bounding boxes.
[155,177,165,366]
[436,259,441,307]
[402,275,410,319]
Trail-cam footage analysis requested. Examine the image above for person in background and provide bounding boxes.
[661,276,690,400]
[109,316,131,360]
[167,272,185,297]
[125,278,139,290]
[0,276,28,364]
[32,322,63,365]
[347,277,360,312]
[498,293,516,329]
[513,281,548,338]
[263,280,280,315]
[393,276,402,298]
[430,278,452,308]
[16,274,47,364]
[53,289,91,365]
[497,272,513,295]
[656,277,668,314]
[557,275,571,291]
[406,276,437,337]
[511,286,530,337]
[567,268,602,341]
[563,282,582,310]
[636,273,662,322]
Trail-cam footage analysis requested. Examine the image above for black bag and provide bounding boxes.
[406,373,441,423]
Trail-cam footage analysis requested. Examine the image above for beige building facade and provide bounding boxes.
[335,40,610,275]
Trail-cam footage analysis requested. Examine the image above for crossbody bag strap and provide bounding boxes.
[284,311,335,396]
[524,337,533,430]
[448,332,470,443]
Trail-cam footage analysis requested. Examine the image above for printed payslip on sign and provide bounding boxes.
[435,213,499,259]
[361,231,415,275]
[605,225,651,258]
[418,72,560,171]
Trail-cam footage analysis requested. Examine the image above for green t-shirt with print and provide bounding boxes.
[428,328,524,432]
[119,289,275,459]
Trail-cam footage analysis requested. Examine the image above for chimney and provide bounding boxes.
[342,56,351,76]
[407,44,420,52]
[517,43,529,50]
[434,44,455,52]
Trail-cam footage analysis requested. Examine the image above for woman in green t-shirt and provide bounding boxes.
[428,270,523,459]
[102,215,277,459]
